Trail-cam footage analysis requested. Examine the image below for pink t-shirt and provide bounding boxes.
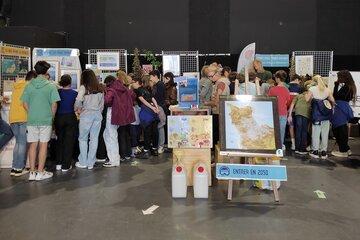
[268,86,291,116]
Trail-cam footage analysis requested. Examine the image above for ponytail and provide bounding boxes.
[313,75,326,92]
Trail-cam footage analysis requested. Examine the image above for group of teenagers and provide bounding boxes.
[1,60,177,180]
[0,59,356,181]
[199,60,356,160]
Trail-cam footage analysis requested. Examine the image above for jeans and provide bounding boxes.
[78,111,102,168]
[295,115,308,152]
[103,108,120,164]
[143,121,158,150]
[10,122,27,169]
[55,113,77,169]
[333,124,349,153]
[118,125,131,158]
[279,116,287,146]
[312,120,330,152]
[0,118,13,150]
[158,126,165,148]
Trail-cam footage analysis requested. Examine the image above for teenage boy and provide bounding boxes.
[21,61,60,181]
[132,77,160,159]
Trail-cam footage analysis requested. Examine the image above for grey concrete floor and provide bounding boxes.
[0,140,359,240]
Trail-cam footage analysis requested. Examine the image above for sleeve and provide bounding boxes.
[104,88,115,106]
[76,85,85,102]
[200,80,210,98]
[20,85,30,104]
[50,86,61,103]
[268,87,274,97]
[170,87,178,105]
[217,82,226,94]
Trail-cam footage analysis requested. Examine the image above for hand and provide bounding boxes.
[287,116,292,124]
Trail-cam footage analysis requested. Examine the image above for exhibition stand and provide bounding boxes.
[0,42,31,168]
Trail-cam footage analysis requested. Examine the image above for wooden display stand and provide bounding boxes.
[173,148,211,186]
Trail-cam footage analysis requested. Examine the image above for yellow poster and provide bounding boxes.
[0,46,30,57]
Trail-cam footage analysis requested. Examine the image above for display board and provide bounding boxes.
[168,115,212,149]
[219,95,283,157]
[162,51,199,75]
[162,55,180,76]
[33,48,82,89]
[291,51,333,77]
[175,76,199,108]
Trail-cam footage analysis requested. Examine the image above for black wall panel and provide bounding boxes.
[105,0,189,52]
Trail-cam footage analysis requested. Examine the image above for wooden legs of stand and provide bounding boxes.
[227,157,235,200]
[267,158,280,202]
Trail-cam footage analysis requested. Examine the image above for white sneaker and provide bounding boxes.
[29,171,37,181]
[75,162,87,169]
[103,162,120,168]
[96,158,107,163]
[331,151,348,158]
[87,165,94,170]
[61,166,72,172]
[56,165,62,171]
[35,171,53,181]
[158,146,164,154]
[348,150,352,156]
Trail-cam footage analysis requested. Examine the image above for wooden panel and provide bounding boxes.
[173,149,211,186]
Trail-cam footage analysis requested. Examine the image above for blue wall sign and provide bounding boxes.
[216,163,287,181]
[255,54,289,67]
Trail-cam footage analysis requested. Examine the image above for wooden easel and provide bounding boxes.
[226,156,280,202]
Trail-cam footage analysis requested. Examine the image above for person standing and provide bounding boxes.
[331,70,357,158]
[306,75,335,159]
[54,74,78,171]
[253,59,273,84]
[199,66,213,106]
[75,69,104,170]
[103,75,135,167]
[21,61,60,181]
[268,70,291,149]
[9,70,37,176]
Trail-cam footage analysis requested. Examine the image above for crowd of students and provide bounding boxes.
[1,61,177,180]
[0,59,356,181]
[199,60,357,159]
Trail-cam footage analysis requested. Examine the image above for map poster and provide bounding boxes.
[1,58,19,76]
[219,95,283,157]
[167,115,212,149]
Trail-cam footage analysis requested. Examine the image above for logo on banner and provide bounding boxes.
[219,166,230,176]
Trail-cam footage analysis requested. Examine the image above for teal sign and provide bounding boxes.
[216,163,287,181]
[255,54,289,67]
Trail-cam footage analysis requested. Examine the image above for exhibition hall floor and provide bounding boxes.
[0,140,360,240]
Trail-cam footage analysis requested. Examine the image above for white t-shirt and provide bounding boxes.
[309,86,330,100]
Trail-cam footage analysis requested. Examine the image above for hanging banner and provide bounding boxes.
[0,46,30,57]
[237,43,256,73]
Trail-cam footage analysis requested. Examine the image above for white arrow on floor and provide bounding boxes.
[314,190,327,199]
[142,205,159,215]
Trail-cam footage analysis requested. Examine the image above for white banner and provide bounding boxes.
[237,43,256,73]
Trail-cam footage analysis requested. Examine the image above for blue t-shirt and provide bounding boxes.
[57,89,78,115]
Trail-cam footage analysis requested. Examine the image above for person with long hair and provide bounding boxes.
[331,70,357,158]
[306,75,335,159]
[75,69,104,170]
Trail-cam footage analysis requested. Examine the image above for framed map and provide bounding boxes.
[168,115,212,149]
[219,95,282,157]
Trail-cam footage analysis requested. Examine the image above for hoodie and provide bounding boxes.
[104,80,135,126]
[211,77,230,114]
[9,80,28,124]
[21,76,60,126]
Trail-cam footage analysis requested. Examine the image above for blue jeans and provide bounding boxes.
[0,118,13,150]
[78,112,102,168]
[279,116,287,146]
[10,123,27,169]
[295,115,309,152]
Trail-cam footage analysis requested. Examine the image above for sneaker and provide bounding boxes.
[294,150,300,154]
[136,150,150,159]
[10,169,16,176]
[158,146,164,154]
[309,150,320,159]
[348,150,352,156]
[320,151,328,159]
[331,151,348,158]
[96,158,107,163]
[103,162,120,168]
[35,171,53,181]
[151,148,159,156]
[56,165,62,171]
[298,151,308,155]
[13,168,29,177]
[87,166,94,170]
[29,171,37,181]
[291,144,295,151]
[75,162,87,169]
[61,166,72,172]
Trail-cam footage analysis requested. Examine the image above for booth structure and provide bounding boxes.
[0,42,31,168]
[162,51,199,76]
